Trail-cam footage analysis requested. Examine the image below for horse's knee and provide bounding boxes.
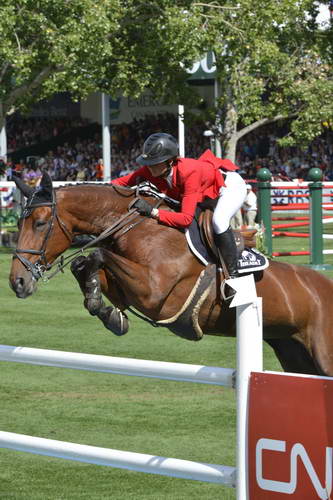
[97,306,129,336]
[71,255,88,281]
[71,255,105,315]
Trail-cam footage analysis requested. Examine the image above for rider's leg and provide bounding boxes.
[212,172,247,298]
[214,227,239,279]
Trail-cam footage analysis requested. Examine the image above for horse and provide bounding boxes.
[9,172,333,377]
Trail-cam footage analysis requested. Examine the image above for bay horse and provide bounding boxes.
[8,173,333,376]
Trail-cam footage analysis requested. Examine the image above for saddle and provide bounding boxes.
[198,209,257,260]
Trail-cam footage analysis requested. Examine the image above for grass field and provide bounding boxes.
[0,219,333,500]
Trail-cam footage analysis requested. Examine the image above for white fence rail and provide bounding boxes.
[0,344,234,387]
[0,431,235,485]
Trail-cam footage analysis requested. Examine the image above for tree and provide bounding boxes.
[0,0,203,131]
[185,0,333,159]
[1,0,332,162]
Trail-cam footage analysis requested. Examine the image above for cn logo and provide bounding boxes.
[256,438,333,499]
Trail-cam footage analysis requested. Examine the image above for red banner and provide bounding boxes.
[248,372,333,499]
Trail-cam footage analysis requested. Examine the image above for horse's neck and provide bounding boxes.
[60,186,129,234]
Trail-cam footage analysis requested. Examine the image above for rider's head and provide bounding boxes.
[136,133,179,178]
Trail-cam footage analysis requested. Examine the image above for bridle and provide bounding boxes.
[14,188,72,281]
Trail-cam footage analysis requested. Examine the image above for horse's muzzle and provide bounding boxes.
[9,274,37,298]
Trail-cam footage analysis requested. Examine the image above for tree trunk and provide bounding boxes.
[0,103,5,132]
[0,103,7,159]
[221,84,238,162]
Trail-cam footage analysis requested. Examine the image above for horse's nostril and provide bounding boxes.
[15,277,25,291]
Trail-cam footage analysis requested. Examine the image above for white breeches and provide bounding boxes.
[212,171,247,234]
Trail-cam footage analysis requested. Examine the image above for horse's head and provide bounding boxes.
[9,173,73,298]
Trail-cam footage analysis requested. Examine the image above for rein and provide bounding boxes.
[45,205,146,281]
[14,186,163,282]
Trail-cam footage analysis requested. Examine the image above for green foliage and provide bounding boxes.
[0,0,205,126]
[255,224,269,255]
[192,0,333,154]
[0,0,332,153]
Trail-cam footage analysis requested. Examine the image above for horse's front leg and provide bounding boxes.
[71,251,129,336]
[70,253,105,315]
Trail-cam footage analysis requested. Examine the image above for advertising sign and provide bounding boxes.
[185,51,216,81]
[109,90,178,124]
[270,185,333,209]
[248,372,333,499]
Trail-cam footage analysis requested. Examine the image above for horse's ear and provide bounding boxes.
[40,172,53,197]
[12,173,34,198]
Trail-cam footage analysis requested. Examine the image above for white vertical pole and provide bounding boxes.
[101,93,111,182]
[178,105,185,157]
[228,274,263,500]
[236,296,263,499]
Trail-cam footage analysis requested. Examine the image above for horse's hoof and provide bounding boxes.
[97,306,129,336]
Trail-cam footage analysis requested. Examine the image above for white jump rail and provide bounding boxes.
[0,431,235,485]
[0,345,234,387]
[0,274,263,499]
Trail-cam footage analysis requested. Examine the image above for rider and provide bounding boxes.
[112,133,247,297]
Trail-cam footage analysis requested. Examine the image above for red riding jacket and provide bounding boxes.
[112,149,238,228]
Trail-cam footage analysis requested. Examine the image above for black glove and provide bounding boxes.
[133,198,153,217]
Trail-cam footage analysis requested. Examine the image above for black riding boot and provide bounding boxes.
[214,227,239,299]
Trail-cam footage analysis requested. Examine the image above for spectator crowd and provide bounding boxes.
[3,112,333,186]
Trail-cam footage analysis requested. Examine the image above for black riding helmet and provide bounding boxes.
[136,133,179,166]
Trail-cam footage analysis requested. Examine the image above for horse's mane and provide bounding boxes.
[54,182,171,205]
[54,182,132,191]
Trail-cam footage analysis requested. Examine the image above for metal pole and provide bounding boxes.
[101,93,111,181]
[178,105,185,156]
[256,168,272,256]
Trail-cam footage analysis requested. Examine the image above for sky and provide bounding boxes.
[316,2,331,25]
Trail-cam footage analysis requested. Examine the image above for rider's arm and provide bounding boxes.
[157,168,200,228]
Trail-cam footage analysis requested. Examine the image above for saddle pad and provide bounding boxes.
[185,220,269,273]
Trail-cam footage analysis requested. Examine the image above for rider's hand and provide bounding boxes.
[133,198,153,217]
